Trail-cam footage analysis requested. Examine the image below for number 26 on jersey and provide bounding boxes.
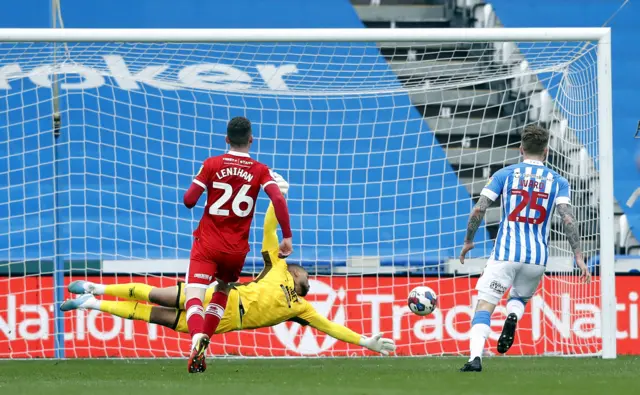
[209,182,254,218]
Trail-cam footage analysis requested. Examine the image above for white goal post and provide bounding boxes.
[0,28,614,359]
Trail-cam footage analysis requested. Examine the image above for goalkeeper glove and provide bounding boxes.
[359,333,396,356]
[270,171,289,195]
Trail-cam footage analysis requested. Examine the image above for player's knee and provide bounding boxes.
[507,288,530,305]
[149,306,181,329]
[184,285,206,302]
[507,295,529,306]
[476,293,499,310]
[149,287,179,308]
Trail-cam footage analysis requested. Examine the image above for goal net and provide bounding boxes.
[0,30,612,358]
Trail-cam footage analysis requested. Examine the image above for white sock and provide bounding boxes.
[87,282,105,295]
[81,296,100,310]
[469,323,491,361]
[506,299,526,321]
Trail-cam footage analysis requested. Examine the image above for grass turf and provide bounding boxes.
[0,357,638,395]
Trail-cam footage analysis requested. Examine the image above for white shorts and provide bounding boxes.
[475,258,546,305]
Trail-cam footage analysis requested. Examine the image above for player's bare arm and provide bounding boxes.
[556,203,591,284]
[460,195,493,264]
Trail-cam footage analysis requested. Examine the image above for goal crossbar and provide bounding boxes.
[0,27,611,43]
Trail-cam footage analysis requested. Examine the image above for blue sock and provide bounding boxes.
[471,310,491,326]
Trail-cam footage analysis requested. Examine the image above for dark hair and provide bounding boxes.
[287,263,307,275]
[227,116,252,147]
[521,125,549,156]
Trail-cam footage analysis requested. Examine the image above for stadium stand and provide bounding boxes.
[1,0,637,276]
[485,0,640,266]
[1,0,493,276]
[352,0,634,268]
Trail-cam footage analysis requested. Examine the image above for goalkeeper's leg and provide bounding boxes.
[59,294,183,331]
[68,280,181,307]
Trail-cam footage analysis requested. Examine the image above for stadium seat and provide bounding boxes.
[511,61,539,94]
[619,214,640,253]
[548,119,569,153]
[588,254,640,274]
[353,3,451,23]
[611,255,640,274]
[492,41,521,65]
[472,4,496,28]
[456,0,481,8]
[565,147,596,181]
[528,90,553,124]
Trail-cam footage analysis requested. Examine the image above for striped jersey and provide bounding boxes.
[481,159,571,266]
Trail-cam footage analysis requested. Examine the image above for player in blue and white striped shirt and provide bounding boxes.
[459,125,591,372]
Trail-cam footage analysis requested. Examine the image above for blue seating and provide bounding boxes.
[490,0,640,251]
[0,0,496,272]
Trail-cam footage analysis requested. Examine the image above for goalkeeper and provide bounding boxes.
[60,174,395,357]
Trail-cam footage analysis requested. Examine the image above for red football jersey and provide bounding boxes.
[191,151,275,254]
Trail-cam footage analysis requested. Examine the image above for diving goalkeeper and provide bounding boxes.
[60,176,395,358]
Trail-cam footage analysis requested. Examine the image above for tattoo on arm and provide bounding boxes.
[556,204,582,255]
[465,196,493,242]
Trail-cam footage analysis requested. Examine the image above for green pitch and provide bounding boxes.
[0,357,638,395]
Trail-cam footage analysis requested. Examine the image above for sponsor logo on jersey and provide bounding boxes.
[513,169,521,179]
[489,280,507,295]
[272,279,346,355]
[280,284,299,308]
[194,273,212,282]
[205,303,224,318]
[485,177,493,187]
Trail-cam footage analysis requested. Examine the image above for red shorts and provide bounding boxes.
[186,238,247,287]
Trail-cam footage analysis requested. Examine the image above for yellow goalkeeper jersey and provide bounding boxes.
[176,203,361,345]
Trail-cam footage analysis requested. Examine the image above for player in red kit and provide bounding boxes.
[182,116,293,373]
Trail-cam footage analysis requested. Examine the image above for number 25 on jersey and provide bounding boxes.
[507,189,549,225]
